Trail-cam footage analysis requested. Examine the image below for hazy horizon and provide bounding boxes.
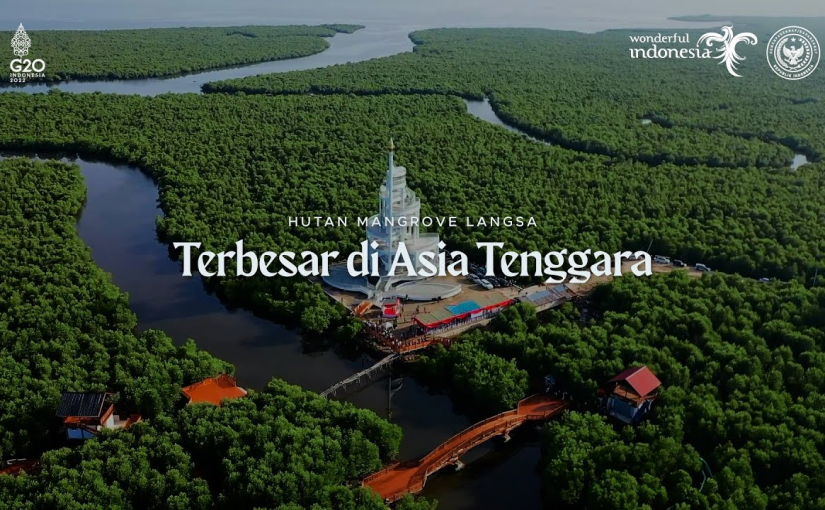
[5,0,825,32]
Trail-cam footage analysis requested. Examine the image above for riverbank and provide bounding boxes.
[0,25,362,83]
[1,17,823,509]
[0,150,546,509]
[1,25,414,95]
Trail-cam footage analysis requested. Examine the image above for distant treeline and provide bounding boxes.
[204,25,825,165]
[0,24,363,81]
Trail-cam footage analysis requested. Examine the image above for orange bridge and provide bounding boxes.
[363,394,567,503]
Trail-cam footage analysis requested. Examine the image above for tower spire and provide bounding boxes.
[385,139,395,219]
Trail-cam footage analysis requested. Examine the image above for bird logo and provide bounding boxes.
[782,43,804,66]
[697,26,759,77]
[767,26,820,80]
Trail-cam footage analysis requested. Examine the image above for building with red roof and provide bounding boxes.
[602,366,662,424]
[382,297,401,318]
[181,374,247,406]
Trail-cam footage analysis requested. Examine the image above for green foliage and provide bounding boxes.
[394,494,439,510]
[0,157,410,509]
[206,25,825,165]
[176,379,401,509]
[430,272,825,508]
[1,23,824,508]
[417,342,528,414]
[0,91,821,309]
[0,158,230,458]
[0,25,362,81]
[0,418,212,510]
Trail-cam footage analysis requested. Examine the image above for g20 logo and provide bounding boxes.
[9,23,47,82]
[10,58,46,73]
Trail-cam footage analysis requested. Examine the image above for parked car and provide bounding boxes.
[673,259,686,267]
[695,263,711,272]
[479,279,494,290]
[759,277,771,283]
[653,255,671,264]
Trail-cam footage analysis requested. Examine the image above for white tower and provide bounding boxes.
[366,140,440,284]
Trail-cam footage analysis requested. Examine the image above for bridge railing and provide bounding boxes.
[418,409,519,467]
[362,395,568,503]
[362,461,403,485]
[525,406,566,421]
[421,415,526,480]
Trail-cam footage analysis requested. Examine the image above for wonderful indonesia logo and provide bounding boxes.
[629,26,758,77]
[8,23,46,83]
[630,24,821,80]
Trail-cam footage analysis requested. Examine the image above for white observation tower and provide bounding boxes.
[366,139,440,287]
[323,141,461,302]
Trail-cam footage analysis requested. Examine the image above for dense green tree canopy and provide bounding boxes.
[0,157,230,459]
[0,157,427,510]
[1,21,824,509]
[0,91,822,340]
[0,418,212,510]
[0,24,362,81]
[206,22,825,165]
[177,379,402,509]
[421,272,825,508]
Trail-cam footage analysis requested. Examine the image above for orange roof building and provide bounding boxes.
[181,374,247,405]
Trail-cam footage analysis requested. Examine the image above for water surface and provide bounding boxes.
[791,153,808,170]
[0,9,761,507]
[3,151,542,508]
[6,27,413,95]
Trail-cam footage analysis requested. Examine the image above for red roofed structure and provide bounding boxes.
[181,374,247,406]
[608,366,662,400]
[603,366,662,424]
[382,297,401,319]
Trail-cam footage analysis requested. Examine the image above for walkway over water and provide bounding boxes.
[363,394,567,503]
[320,333,453,398]
[320,353,398,398]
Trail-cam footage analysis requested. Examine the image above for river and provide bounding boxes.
[0,150,544,509]
[0,29,549,507]
[0,12,792,509]
[8,27,414,95]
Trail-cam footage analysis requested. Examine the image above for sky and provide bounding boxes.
[5,0,825,31]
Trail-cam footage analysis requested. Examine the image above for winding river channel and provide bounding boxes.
[1,29,545,510]
[0,23,809,509]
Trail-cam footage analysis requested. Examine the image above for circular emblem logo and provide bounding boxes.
[766,26,820,80]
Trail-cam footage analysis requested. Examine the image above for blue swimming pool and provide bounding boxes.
[447,300,481,315]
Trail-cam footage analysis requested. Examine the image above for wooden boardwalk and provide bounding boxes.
[320,335,454,399]
[362,394,567,503]
[320,353,398,398]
